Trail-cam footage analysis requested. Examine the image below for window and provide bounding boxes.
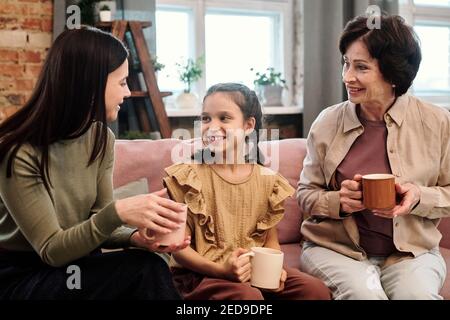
[400,0,450,107]
[155,0,292,107]
[414,25,450,95]
[413,0,450,7]
[204,10,281,89]
[155,8,192,93]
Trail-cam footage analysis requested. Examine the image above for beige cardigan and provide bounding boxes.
[298,94,450,266]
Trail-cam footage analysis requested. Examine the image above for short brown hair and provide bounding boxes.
[339,14,421,97]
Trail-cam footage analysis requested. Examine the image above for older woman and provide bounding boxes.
[298,14,449,300]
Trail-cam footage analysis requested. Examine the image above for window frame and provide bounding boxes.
[400,0,450,108]
[155,0,293,106]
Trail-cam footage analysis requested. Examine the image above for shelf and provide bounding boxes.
[165,106,303,117]
[166,108,201,117]
[130,91,147,98]
[263,106,303,115]
[130,91,172,98]
[161,91,173,98]
[96,21,151,28]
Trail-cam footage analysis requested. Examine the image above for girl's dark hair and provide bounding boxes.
[195,82,264,165]
[0,26,128,192]
[339,14,421,97]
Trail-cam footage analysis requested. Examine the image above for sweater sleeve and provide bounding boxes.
[0,133,123,267]
[297,116,343,220]
[410,110,450,219]
[93,131,137,249]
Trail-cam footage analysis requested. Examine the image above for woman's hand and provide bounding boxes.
[339,174,365,214]
[115,188,186,234]
[130,230,191,253]
[220,248,252,282]
[372,183,421,218]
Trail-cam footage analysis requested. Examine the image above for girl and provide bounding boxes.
[162,83,330,300]
[0,26,189,299]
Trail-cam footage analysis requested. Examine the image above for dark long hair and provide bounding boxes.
[0,26,128,192]
[196,82,264,165]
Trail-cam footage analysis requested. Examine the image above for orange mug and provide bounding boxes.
[362,174,396,210]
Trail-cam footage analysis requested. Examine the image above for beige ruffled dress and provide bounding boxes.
[163,163,295,267]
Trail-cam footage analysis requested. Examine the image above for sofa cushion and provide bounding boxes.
[280,243,302,270]
[439,247,450,299]
[113,178,149,199]
[260,139,307,244]
[438,218,450,250]
[114,139,181,191]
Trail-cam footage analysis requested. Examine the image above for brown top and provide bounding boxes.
[163,163,295,266]
[335,107,398,257]
[298,94,450,267]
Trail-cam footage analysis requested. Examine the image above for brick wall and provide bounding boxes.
[0,0,53,123]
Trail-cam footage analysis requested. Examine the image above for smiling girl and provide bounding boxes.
[162,83,330,300]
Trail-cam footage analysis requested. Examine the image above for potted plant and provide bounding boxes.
[151,56,165,73]
[175,57,204,109]
[251,67,287,106]
[119,131,160,140]
[151,56,165,83]
[99,4,111,22]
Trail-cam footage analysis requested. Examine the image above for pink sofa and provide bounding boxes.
[113,138,450,299]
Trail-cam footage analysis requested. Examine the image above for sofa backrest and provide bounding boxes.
[439,219,450,249]
[259,139,307,244]
[113,138,450,249]
[114,139,181,192]
[113,138,307,245]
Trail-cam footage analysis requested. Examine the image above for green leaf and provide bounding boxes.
[250,67,287,88]
[176,56,204,93]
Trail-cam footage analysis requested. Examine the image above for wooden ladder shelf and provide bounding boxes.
[97,20,172,139]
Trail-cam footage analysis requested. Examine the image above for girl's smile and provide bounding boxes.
[201,92,254,158]
[203,133,226,146]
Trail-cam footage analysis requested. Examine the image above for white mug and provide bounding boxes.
[240,247,284,289]
[153,206,187,246]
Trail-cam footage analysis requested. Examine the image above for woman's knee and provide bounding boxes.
[114,250,180,299]
[388,289,442,300]
[123,250,169,270]
[386,281,443,300]
[302,276,332,300]
[334,281,388,300]
[229,283,264,300]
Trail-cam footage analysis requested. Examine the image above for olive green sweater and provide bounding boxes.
[0,124,133,267]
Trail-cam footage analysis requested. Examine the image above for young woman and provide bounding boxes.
[0,26,189,300]
[161,83,330,300]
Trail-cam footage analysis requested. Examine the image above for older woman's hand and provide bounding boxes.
[372,183,421,219]
[339,174,366,214]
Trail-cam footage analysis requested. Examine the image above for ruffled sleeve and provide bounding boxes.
[163,163,215,243]
[253,173,296,237]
